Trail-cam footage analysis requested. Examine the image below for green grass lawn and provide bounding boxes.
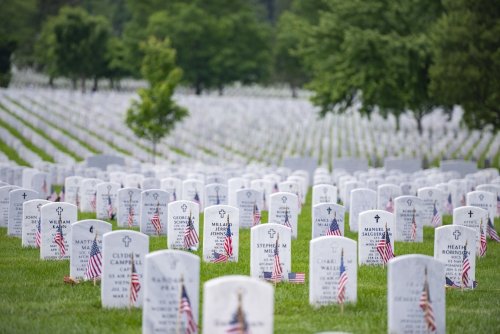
[1,192,499,333]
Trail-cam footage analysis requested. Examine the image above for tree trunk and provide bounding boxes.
[81,77,86,93]
[291,83,298,98]
[72,78,77,90]
[48,76,54,88]
[414,111,424,135]
[92,77,98,92]
[195,82,202,95]
[218,85,224,96]
[395,115,401,132]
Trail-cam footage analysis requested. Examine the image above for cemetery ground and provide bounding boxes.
[1,191,499,333]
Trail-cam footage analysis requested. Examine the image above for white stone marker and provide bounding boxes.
[101,230,149,308]
[358,210,395,265]
[269,192,299,239]
[202,275,274,334]
[8,189,38,237]
[348,188,376,232]
[22,199,49,247]
[160,177,183,202]
[79,178,102,212]
[182,179,204,210]
[475,184,500,217]
[434,225,476,288]
[250,179,272,210]
[394,196,424,242]
[312,203,345,239]
[417,187,444,227]
[70,219,112,280]
[167,200,200,251]
[203,205,239,263]
[0,185,20,227]
[312,184,338,207]
[250,223,292,280]
[64,176,83,208]
[453,206,488,256]
[142,250,200,334]
[40,202,77,260]
[116,188,141,228]
[466,190,496,221]
[96,182,120,220]
[309,236,357,307]
[140,190,169,236]
[236,188,263,229]
[388,255,445,334]
[205,183,228,207]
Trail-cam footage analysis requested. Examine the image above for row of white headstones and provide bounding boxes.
[2,88,498,169]
[2,165,500,333]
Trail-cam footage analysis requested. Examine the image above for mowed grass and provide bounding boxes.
[1,191,500,333]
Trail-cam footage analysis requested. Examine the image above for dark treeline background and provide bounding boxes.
[1,0,498,130]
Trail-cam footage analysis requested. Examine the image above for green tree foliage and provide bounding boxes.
[300,0,445,133]
[0,0,37,86]
[430,0,500,131]
[126,37,188,163]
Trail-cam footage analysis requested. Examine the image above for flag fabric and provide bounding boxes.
[446,193,453,214]
[283,207,292,231]
[184,213,199,249]
[376,225,394,264]
[54,223,66,257]
[226,302,248,334]
[460,194,466,207]
[84,236,102,280]
[193,191,200,205]
[431,201,441,227]
[215,190,220,205]
[445,276,459,288]
[273,183,279,193]
[59,186,65,202]
[90,192,97,211]
[326,215,342,236]
[479,222,487,257]
[127,206,134,228]
[497,195,500,216]
[411,211,417,241]
[211,251,228,263]
[179,284,197,334]
[75,191,80,209]
[288,272,305,284]
[461,242,471,288]
[49,191,58,202]
[223,218,233,258]
[172,190,177,201]
[337,250,348,304]
[35,215,41,248]
[42,179,48,195]
[385,197,394,213]
[129,257,141,305]
[271,235,283,283]
[487,216,500,242]
[419,272,437,332]
[252,202,261,226]
[150,206,162,234]
[107,195,115,220]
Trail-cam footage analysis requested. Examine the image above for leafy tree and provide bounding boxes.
[105,37,132,89]
[126,37,188,163]
[299,0,445,133]
[430,0,500,130]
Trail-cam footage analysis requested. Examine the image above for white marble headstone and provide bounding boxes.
[40,202,78,260]
[309,236,357,306]
[101,230,149,308]
[349,188,376,232]
[64,176,83,208]
[312,184,338,206]
[358,210,395,265]
[205,183,228,207]
[116,188,141,227]
[453,206,488,255]
[167,200,200,250]
[0,185,19,227]
[202,276,274,334]
[268,192,299,239]
[31,172,50,200]
[250,179,272,210]
[394,196,423,242]
[21,199,49,247]
[140,190,169,236]
[417,187,444,227]
[475,184,500,217]
[79,178,102,212]
[8,189,39,237]
[160,177,182,202]
[96,182,120,220]
[236,188,263,229]
[312,203,345,239]
[182,179,204,210]
[466,190,495,221]
[203,205,239,262]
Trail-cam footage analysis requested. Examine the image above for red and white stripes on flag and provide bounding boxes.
[462,242,471,288]
[487,216,500,242]
[337,250,348,304]
[479,224,487,257]
[90,192,97,211]
[84,236,102,280]
[129,255,141,305]
[127,207,134,228]
[385,197,394,213]
[252,202,261,226]
[184,213,199,249]
[431,201,441,227]
[419,270,437,332]
[376,225,394,264]
[179,284,197,334]
[35,217,41,248]
[150,207,162,235]
[271,234,283,283]
[411,211,417,241]
[54,223,66,257]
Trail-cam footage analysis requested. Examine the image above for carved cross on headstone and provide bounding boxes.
[407,199,413,206]
[468,210,473,218]
[327,207,332,215]
[56,206,63,217]
[22,192,27,200]
[170,258,178,270]
[219,209,226,218]
[268,229,276,239]
[246,191,251,198]
[479,194,484,201]
[374,214,381,223]
[122,236,132,247]
[181,204,188,212]
[453,230,461,240]
[281,196,287,203]
[153,193,159,200]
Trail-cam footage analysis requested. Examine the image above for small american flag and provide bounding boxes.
[85,235,102,280]
[419,268,437,332]
[226,296,248,334]
[127,206,135,228]
[212,251,228,263]
[35,215,41,248]
[150,205,162,235]
[75,191,80,209]
[445,276,459,288]
[273,183,279,193]
[487,216,500,242]
[446,193,453,214]
[179,283,197,334]
[223,216,233,258]
[337,249,348,304]
[410,210,417,241]
[288,272,305,284]
[479,221,487,257]
[129,255,141,305]
[271,234,283,283]
[462,241,471,288]
[460,194,466,207]
[385,196,394,213]
[431,201,441,227]
[326,214,342,236]
[283,207,292,232]
[184,212,199,249]
[54,222,65,257]
[215,191,221,205]
[59,186,65,202]
[252,202,261,226]
[172,190,177,201]
[90,192,97,211]
[496,194,500,216]
[193,191,200,205]
[107,195,115,220]
[376,224,394,264]
[42,178,48,195]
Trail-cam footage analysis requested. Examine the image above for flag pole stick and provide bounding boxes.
[129,253,134,311]
[175,275,184,334]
